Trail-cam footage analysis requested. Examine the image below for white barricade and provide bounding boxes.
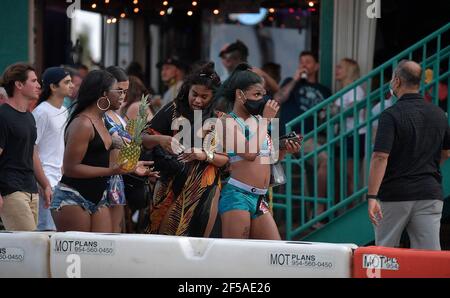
[50,232,356,278]
[0,232,52,278]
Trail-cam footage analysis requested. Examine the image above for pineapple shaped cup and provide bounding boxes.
[118,94,150,171]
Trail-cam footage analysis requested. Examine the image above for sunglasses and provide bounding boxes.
[199,73,220,85]
[110,89,128,96]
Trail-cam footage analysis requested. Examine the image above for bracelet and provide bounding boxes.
[366,194,378,200]
[205,150,215,163]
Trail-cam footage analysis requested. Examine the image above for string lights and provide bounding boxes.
[93,0,319,25]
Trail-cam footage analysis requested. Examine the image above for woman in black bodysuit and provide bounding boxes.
[51,70,152,232]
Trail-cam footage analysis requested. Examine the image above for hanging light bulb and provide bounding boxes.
[163,1,168,6]
[213,9,220,15]
[133,0,139,4]
[160,10,166,16]
[91,3,97,9]
[106,18,112,24]
[120,13,126,18]
[269,8,275,14]
[192,1,198,6]
[134,7,140,13]
[187,10,193,16]
[105,0,110,3]
[112,18,117,23]
[309,1,315,7]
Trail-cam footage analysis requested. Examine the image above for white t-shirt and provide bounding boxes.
[161,80,183,107]
[33,102,68,187]
[335,85,366,134]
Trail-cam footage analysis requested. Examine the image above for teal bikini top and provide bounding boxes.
[228,112,271,163]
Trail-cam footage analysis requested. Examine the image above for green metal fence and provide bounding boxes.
[274,22,450,240]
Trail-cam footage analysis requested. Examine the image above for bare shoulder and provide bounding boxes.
[66,116,94,139]
[126,102,139,118]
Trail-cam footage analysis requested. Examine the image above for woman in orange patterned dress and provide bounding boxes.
[142,62,228,237]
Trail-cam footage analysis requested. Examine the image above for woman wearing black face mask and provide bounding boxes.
[215,63,301,240]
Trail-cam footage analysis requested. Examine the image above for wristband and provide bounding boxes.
[366,194,378,200]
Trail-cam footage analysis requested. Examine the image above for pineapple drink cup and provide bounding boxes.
[118,95,150,171]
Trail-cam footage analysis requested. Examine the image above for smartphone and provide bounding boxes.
[279,132,303,150]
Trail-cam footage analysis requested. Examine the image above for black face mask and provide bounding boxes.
[241,91,267,116]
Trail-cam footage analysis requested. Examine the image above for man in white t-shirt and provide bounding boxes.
[157,57,187,107]
[33,67,73,231]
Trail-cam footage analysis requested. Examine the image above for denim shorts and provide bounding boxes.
[219,182,270,219]
[50,184,110,215]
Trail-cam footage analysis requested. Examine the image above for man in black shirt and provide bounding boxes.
[275,51,332,136]
[367,60,450,250]
[274,51,331,221]
[0,63,52,231]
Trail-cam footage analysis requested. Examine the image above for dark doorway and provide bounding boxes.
[374,0,450,67]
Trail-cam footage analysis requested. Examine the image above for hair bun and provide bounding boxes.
[196,62,220,86]
[234,63,252,72]
[197,61,215,74]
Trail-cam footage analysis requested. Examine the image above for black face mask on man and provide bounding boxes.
[241,90,267,116]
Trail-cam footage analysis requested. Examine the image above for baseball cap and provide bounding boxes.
[42,67,70,88]
[156,56,189,72]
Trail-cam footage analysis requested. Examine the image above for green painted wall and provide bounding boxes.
[0,0,29,73]
[319,0,333,90]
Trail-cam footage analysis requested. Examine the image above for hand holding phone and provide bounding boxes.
[279,132,303,150]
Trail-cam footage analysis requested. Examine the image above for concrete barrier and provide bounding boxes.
[0,232,52,278]
[353,246,450,278]
[50,232,356,278]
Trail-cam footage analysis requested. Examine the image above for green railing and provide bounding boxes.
[274,22,450,240]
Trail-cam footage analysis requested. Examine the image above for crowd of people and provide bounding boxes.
[0,49,301,240]
[0,39,449,248]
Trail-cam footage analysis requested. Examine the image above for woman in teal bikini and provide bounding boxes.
[217,63,301,240]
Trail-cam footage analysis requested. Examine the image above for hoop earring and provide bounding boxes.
[97,97,111,111]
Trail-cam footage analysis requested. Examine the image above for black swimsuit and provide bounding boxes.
[61,119,110,204]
